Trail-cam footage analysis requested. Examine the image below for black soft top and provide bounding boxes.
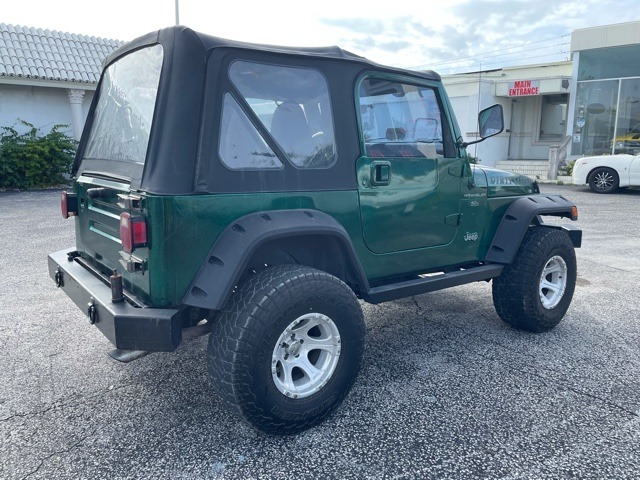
[104,26,440,81]
[75,26,442,194]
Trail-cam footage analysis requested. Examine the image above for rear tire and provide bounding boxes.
[492,227,576,332]
[207,265,365,434]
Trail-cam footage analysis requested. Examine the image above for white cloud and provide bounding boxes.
[2,0,640,72]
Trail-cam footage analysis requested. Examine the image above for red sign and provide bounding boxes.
[509,80,540,97]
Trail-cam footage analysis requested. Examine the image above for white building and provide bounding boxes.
[442,20,640,179]
[0,23,122,140]
[444,62,571,177]
[568,21,640,158]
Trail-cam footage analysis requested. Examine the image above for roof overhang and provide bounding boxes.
[0,76,97,91]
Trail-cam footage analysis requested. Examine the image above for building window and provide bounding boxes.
[572,42,640,156]
[572,77,640,156]
[538,94,568,142]
[571,79,619,156]
[578,45,640,81]
[614,78,640,155]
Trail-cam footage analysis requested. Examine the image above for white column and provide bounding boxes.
[67,89,86,141]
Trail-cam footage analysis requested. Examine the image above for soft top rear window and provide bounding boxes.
[83,45,163,166]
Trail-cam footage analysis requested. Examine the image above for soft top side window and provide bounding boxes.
[358,78,454,159]
[229,60,337,169]
[218,93,283,170]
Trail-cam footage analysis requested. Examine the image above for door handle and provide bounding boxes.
[371,162,391,186]
[448,163,464,177]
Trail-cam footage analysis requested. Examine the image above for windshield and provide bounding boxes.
[83,45,163,165]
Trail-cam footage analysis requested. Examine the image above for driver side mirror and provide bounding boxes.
[478,104,504,139]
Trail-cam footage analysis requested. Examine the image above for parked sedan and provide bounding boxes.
[573,154,640,193]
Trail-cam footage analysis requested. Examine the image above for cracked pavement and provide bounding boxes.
[1,185,639,479]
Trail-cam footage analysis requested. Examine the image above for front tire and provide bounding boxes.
[207,265,365,434]
[492,227,577,332]
[588,167,619,193]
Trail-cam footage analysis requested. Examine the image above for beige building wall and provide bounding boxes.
[443,62,572,166]
[571,21,640,52]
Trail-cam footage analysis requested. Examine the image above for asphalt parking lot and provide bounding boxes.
[1,185,639,479]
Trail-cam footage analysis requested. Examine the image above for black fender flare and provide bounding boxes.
[484,195,581,264]
[182,209,369,310]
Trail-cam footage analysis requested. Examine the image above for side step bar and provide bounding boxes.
[364,264,504,304]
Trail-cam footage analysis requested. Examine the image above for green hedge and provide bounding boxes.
[0,120,77,189]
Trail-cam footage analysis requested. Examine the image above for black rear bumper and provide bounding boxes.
[48,248,182,352]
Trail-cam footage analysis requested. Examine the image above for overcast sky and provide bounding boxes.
[3,0,640,73]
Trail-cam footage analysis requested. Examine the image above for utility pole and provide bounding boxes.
[175,0,180,25]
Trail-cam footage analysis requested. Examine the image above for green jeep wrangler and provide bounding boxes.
[49,26,581,434]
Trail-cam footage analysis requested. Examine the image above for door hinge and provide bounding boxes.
[117,193,142,211]
[119,251,146,273]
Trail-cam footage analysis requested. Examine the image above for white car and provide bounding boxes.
[572,154,640,193]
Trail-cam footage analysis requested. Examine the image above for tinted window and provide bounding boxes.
[571,79,619,156]
[84,45,163,165]
[358,78,451,158]
[229,61,337,168]
[578,45,640,81]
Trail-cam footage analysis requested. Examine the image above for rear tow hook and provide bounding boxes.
[87,298,98,325]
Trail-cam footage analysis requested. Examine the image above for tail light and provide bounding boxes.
[61,191,78,219]
[119,213,147,253]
